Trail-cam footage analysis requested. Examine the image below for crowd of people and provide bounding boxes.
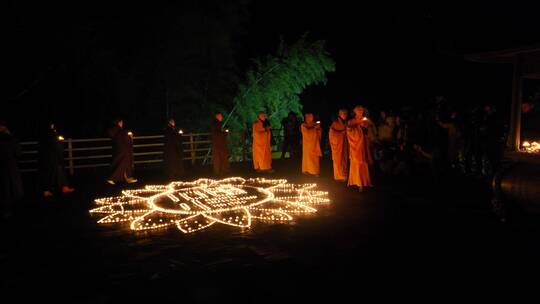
[0,97,507,219]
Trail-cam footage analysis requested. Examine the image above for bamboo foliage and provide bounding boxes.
[226,35,336,133]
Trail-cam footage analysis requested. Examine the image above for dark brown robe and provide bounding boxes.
[108,126,134,181]
[0,131,23,216]
[163,126,184,178]
[210,119,229,175]
[39,128,68,191]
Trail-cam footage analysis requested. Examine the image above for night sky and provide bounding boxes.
[7,0,540,137]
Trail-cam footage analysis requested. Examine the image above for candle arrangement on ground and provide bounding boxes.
[90,177,330,233]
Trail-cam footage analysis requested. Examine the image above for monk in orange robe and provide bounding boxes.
[329,109,349,181]
[252,112,273,172]
[301,113,322,176]
[347,106,373,191]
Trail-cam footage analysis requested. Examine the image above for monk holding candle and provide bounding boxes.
[252,111,273,173]
[301,113,322,176]
[163,118,184,179]
[329,109,349,181]
[210,112,230,175]
[106,119,137,185]
[39,122,74,197]
[347,106,373,191]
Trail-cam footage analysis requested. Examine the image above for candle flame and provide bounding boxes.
[522,140,540,153]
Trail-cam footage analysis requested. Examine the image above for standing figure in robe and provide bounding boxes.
[163,119,184,179]
[301,113,322,176]
[210,112,230,175]
[39,122,74,197]
[252,111,273,172]
[347,106,373,191]
[107,119,137,185]
[329,109,349,181]
[0,120,23,219]
[281,112,300,159]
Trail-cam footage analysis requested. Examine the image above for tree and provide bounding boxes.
[225,35,336,131]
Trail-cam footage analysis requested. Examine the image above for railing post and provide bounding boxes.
[67,138,74,175]
[242,129,247,162]
[190,133,196,165]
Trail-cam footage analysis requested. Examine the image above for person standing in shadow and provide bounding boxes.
[106,119,137,185]
[163,119,185,179]
[39,122,74,198]
[0,120,23,219]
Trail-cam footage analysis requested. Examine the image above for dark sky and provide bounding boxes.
[7,0,540,136]
[246,1,540,111]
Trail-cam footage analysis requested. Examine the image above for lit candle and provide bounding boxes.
[58,135,65,141]
[316,121,321,124]
[127,131,133,137]
[362,117,368,121]
[225,129,229,133]
[178,129,184,135]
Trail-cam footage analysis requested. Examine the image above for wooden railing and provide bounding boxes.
[18,130,285,174]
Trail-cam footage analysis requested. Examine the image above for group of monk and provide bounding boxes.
[304,105,373,191]
[210,106,373,192]
[1,106,372,214]
[329,106,373,191]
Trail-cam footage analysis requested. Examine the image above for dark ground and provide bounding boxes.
[1,159,539,303]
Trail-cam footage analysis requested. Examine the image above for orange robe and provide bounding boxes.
[301,122,322,175]
[252,119,272,170]
[329,119,348,180]
[347,118,373,187]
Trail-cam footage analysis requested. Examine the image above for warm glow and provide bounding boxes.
[58,136,65,141]
[316,121,321,124]
[225,129,229,133]
[178,129,184,134]
[127,131,133,136]
[362,117,367,121]
[90,177,330,233]
[521,141,540,154]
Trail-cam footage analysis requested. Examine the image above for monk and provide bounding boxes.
[210,112,230,175]
[347,106,373,191]
[107,119,137,185]
[0,120,23,219]
[300,113,322,176]
[39,122,75,197]
[329,109,349,181]
[252,111,273,172]
[163,119,184,179]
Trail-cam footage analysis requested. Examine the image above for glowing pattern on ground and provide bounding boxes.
[90,177,330,233]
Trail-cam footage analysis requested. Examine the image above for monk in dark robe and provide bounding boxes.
[107,119,137,185]
[0,121,23,219]
[281,112,300,159]
[210,112,230,175]
[39,123,74,197]
[163,119,184,179]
